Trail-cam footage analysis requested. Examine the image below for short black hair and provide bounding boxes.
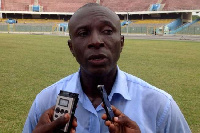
[68,3,121,37]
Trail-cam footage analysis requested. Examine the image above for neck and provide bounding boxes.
[80,67,117,99]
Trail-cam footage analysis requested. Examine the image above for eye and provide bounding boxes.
[102,29,113,35]
[78,30,89,37]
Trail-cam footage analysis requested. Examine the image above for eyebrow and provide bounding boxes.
[73,19,117,34]
[74,25,90,34]
[99,20,117,29]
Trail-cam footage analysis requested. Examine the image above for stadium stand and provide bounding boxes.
[16,19,64,24]
[1,0,94,12]
[2,0,30,11]
[40,0,94,12]
[101,0,158,12]
[1,0,199,16]
[133,19,174,24]
[0,0,199,35]
[1,0,199,12]
[162,0,200,11]
[166,18,183,31]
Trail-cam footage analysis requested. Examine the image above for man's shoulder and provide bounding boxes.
[121,70,172,100]
[48,72,78,88]
[38,72,78,96]
[33,72,79,115]
[34,72,78,104]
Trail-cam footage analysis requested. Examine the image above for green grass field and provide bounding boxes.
[0,33,199,132]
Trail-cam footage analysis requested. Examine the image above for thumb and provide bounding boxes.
[114,116,139,129]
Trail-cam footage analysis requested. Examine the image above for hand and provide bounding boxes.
[102,105,141,133]
[33,106,77,133]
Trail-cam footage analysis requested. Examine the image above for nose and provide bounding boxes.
[88,31,104,49]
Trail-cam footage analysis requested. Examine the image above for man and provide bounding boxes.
[23,3,191,133]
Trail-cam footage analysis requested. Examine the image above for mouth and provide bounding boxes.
[88,54,108,65]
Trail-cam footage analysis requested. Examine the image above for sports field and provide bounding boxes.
[0,33,199,132]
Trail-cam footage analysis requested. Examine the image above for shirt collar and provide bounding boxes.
[109,67,131,101]
[63,71,97,114]
[63,71,85,100]
[64,67,132,102]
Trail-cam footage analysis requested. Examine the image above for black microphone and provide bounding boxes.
[97,85,114,121]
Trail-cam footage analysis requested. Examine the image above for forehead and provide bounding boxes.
[69,6,120,31]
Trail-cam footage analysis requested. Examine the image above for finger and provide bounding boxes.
[111,105,123,117]
[70,128,76,133]
[104,120,117,133]
[114,116,140,130]
[101,113,107,121]
[72,117,78,130]
[104,120,112,126]
[102,104,123,117]
[48,106,56,121]
[102,104,121,118]
[70,116,77,133]
[70,127,76,133]
[36,106,55,124]
[48,113,70,131]
[101,103,108,121]
[107,123,117,133]
[72,116,78,128]
[103,117,118,133]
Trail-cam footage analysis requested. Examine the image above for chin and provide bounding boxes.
[81,64,117,77]
[90,69,109,77]
[88,66,116,78]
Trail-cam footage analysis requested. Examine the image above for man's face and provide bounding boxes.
[68,6,124,77]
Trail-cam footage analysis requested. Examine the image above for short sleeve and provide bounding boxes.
[22,100,38,133]
[157,98,191,133]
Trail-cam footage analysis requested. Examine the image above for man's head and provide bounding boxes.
[68,3,124,77]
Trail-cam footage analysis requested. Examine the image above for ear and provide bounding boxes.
[120,35,124,52]
[68,40,75,57]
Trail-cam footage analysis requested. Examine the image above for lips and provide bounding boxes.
[88,54,108,65]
